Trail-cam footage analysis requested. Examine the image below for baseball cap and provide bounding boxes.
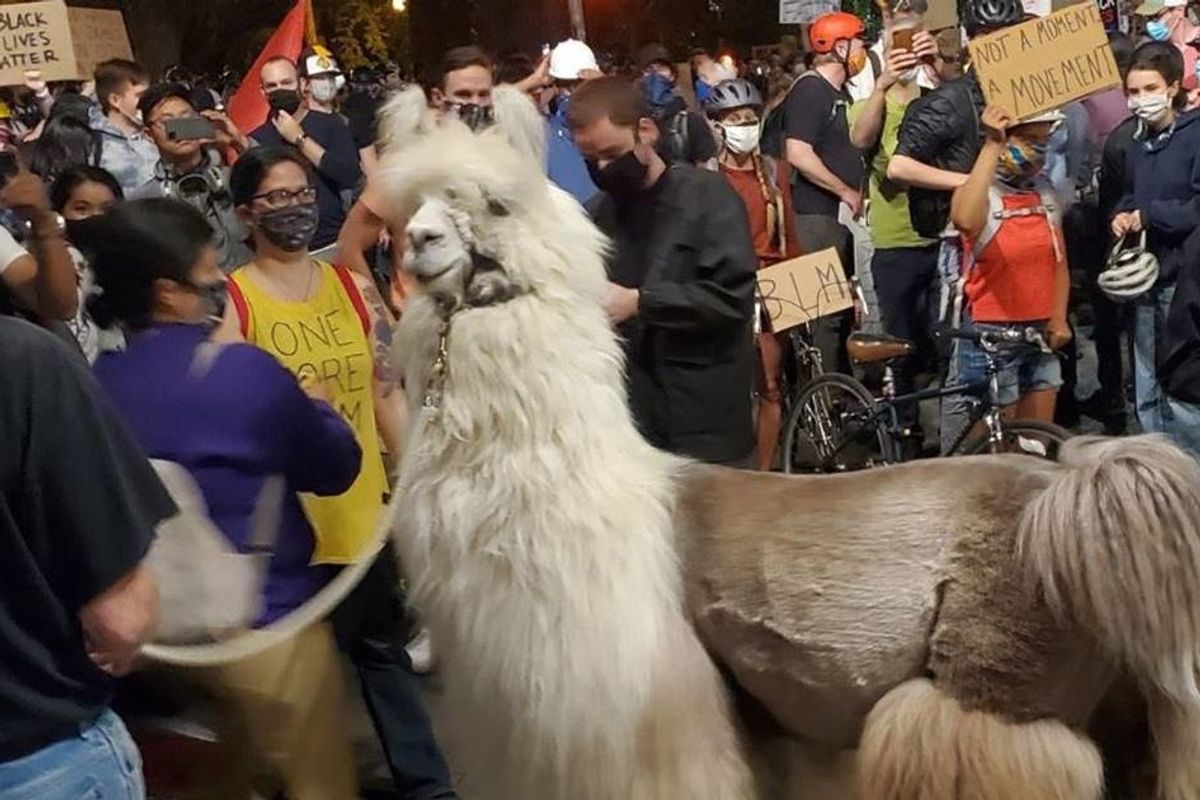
[549,39,599,81]
[1136,0,1185,16]
[301,47,342,77]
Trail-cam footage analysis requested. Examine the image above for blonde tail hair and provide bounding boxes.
[1018,434,1200,800]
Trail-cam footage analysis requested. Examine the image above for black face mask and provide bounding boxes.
[267,89,303,116]
[586,149,650,197]
[447,102,495,132]
[255,202,319,253]
[190,280,228,324]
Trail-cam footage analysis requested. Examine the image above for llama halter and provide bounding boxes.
[421,247,532,415]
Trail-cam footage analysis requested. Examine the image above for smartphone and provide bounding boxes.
[164,117,217,142]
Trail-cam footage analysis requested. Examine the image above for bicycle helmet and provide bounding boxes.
[1099,231,1159,301]
[703,78,764,118]
[964,0,1025,36]
[636,43,674,71]
[810,12,866,55]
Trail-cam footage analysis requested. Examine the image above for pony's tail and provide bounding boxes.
[1018,434,1200,800]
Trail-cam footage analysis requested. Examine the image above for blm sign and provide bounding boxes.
[0,1,77,86]
[972,3,1119,120]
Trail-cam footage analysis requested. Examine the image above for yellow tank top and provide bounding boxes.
[230,262,386,564]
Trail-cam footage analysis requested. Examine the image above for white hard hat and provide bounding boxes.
[549,39,598,81]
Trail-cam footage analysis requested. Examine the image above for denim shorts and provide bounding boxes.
[0,709,145,799]
[949,321,1062,407]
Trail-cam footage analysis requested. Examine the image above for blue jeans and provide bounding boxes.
[939,320,1062,454]
[0,710,144,799]
[1132,284,1200,459]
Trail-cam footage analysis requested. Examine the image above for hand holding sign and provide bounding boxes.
[981,105,1016,144]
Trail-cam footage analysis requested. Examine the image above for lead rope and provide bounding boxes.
[422,315,452,413]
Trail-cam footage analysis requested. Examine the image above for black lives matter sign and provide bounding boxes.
[972,3,1120,120]
[0,1,78,86]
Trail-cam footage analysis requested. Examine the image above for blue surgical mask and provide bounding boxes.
[1147,18,1173,41]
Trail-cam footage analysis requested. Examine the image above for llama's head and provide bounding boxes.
[377,86,609,314]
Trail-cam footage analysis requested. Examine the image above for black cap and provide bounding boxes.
[138,82,192,121]
[636,43,673,71]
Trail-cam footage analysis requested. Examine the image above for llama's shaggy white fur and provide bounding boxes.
[382,123,753,800]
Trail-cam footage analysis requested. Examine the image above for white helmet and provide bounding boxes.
[549,39,599,81]
[1099,231,1159,301]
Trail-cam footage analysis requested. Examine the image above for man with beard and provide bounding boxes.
[250,51,361,251]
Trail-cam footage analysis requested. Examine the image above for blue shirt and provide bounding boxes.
[95,324,362,624]
[546,116,598,206]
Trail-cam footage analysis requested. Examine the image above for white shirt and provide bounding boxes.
[0,224,28,276]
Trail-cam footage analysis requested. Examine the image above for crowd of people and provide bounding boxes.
[4,0,1200,795]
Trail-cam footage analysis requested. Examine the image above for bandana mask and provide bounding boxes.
[997,140,1047,185]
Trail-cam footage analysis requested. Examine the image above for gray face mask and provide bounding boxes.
[310,77,338,104]
[255,203,319,252]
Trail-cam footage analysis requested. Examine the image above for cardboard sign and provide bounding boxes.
[780,0,839,25]
[756,248,854,332]
[924,0,960,32]
[972,3,1120,120]
[0,1,77,86]
[68,7,133,81]
[1096,0,1120,32]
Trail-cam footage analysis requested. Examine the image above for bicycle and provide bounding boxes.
[781,326,1072,473]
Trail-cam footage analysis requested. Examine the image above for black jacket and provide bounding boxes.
[1161,226,1200,403]
[895,71,985,238]
[1117,109,1200,285]
[589,164,757,463]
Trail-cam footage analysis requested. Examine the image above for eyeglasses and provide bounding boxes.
[251,187,317,210]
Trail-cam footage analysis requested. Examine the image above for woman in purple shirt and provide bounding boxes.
[85,198,363,798]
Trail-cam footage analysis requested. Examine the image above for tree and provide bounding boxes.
[326,0,391,68]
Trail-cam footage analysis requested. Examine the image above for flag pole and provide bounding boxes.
[568,0,586,40]
[304,0,319,45]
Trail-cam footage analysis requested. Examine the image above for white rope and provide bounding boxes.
[139,499,395,668]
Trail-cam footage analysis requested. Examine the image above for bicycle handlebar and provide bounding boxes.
[938,326,1050,353]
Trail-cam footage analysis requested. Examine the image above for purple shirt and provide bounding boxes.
[1083,88,1131,154]
[95,324,361,624]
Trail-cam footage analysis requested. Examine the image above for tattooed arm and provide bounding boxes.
[353,272,408,466]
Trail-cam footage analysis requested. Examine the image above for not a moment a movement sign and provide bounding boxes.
[972,2,1120,120]
[0,1,78,86]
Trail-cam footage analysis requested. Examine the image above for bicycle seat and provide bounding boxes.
[846,332,914,364]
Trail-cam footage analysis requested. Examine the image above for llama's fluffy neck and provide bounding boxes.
[393,284,685,787]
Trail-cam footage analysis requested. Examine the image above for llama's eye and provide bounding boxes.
[486,198,510,217]
[445,189,458,201]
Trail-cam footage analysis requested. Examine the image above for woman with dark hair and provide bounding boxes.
[51,164,124,361]
[88,197,363,798]
[225,146,457,800]
[28,112,98,182]
[1111,41,1200,456]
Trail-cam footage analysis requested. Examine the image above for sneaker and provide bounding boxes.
[406,627,436,674]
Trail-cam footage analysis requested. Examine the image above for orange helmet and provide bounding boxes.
[809,12,866,54]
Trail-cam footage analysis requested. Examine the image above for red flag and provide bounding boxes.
[228,0,308,135]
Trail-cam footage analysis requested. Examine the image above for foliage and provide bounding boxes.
[324,0,391,68]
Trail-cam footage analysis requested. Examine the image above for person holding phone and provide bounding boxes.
[138,83,251,272]
[0,155,81,325]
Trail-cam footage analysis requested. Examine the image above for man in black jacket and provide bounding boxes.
[569,76,757,465]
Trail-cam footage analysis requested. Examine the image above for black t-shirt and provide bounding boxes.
[251,109,364,250]
[784,74,864,217]
[0,317,174,760]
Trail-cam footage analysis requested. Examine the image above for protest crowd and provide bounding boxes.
[4,0,1200,796]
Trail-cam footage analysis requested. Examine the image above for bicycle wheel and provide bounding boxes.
[782,373,893,473]
[959,419,1072,460]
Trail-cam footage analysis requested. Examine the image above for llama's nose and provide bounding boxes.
[407,225,444,251]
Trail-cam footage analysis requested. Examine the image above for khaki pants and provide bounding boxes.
[190,622,358,800]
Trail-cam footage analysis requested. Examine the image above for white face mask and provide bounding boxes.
[721,122,761,155]
[1129,93,1172,124]
[310,77,338,104]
